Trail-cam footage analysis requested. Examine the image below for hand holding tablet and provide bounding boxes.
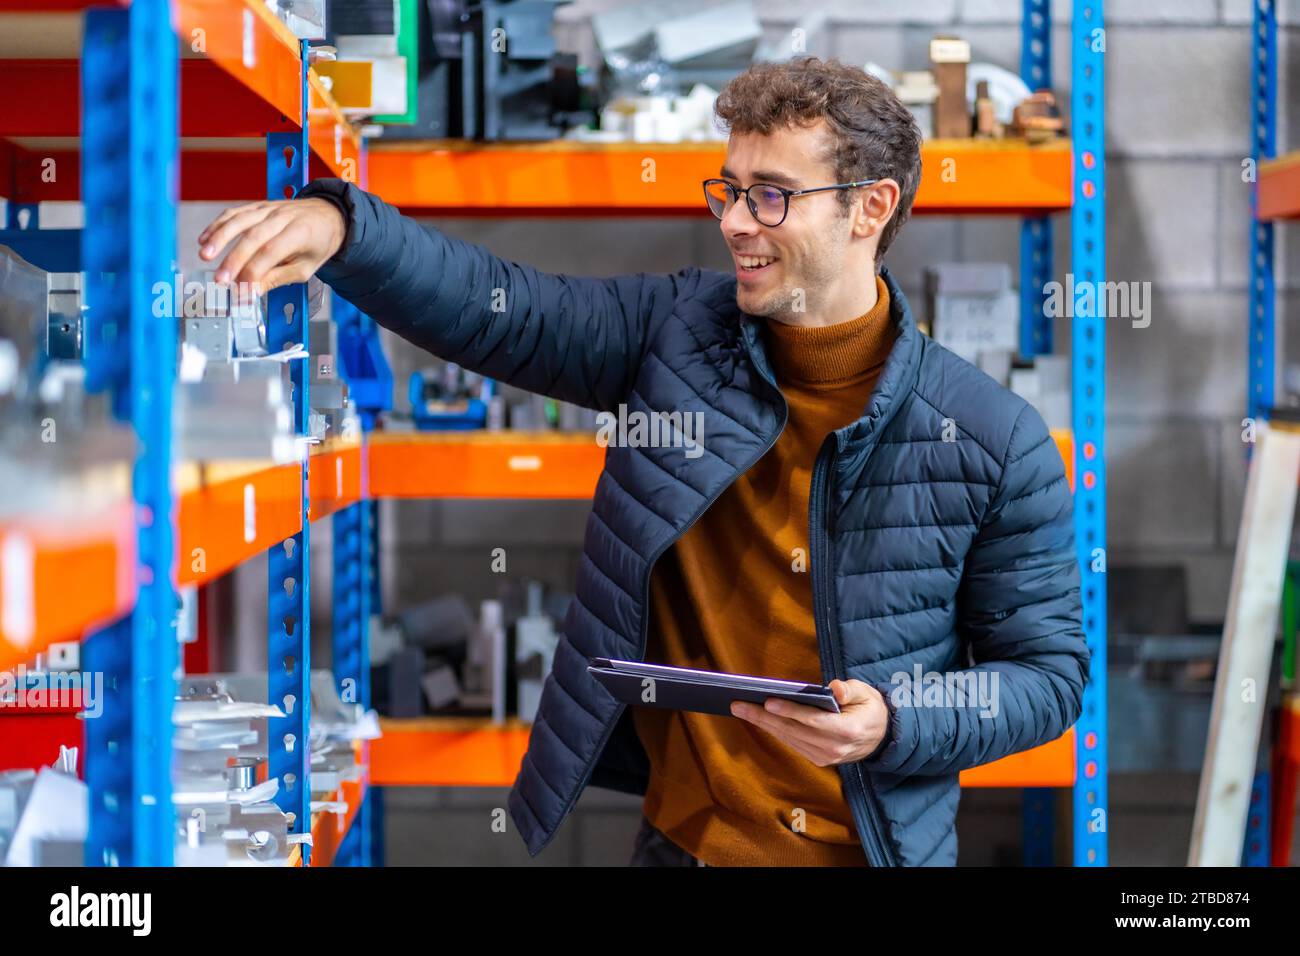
[587,657,841,716]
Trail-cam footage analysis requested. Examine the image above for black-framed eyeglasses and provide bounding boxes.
[702,177,878,227]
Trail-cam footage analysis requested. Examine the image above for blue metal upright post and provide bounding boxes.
[332,500,372,865]
[1071,0,1108,867]
[1249,0,1277,423]
[0,203,81,272]
[332,290,390,866]
[1019,0,1056,863]
[81,0,179,867]
[1019,0,1054,360]
[265,42,313,862]
[1242,771,1271,865]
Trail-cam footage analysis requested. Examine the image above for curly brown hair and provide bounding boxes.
[714,57,922,266]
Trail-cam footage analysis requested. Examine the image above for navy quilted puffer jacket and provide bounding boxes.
[303,178,1091,867]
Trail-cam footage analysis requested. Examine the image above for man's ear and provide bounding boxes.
[853,179,901,243]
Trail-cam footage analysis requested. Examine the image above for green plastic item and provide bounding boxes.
[372,0,417,125]
[1284,560,1298,687]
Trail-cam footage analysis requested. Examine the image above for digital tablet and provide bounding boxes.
[587,658,840,716]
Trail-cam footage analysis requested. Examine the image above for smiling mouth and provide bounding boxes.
[736,254,779,272]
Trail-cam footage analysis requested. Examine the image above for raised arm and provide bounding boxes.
[197,178,689,410]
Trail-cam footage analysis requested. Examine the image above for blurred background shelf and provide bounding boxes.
[366,138,1073,217]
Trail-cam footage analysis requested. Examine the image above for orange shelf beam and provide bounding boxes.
[0,429,1076,663]
[307,439,364,521]
[1258,150,1300,220]
[960,726,1076,788]
[372,718,1075,788]
[176,0,303,128]
[366,138,1072,216]
[1052,428,1075,493]
[371,718,531,787]
[1,2,361,194]
[368,431,604,499]
[176,461,302,586]
[368,429,1072,500]
[300,742,368,867]
[0,502,135,673]
[177,0,361,181]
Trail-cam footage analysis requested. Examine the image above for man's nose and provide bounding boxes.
[721,196,758,239]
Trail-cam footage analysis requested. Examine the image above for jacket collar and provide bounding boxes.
[740,265,923,450]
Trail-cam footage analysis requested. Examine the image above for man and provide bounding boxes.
[198,57,1089,867]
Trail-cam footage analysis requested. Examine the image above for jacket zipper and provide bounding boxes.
[810,435,899,867]
[531,331,788,855]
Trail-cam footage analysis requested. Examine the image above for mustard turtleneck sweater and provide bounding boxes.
[633,275,898,867]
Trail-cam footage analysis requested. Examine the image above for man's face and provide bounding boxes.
[720,120,856,323]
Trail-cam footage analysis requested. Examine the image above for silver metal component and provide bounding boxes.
[183,316,234,363]
[46,272,83,360]
[227,758,258,792]
[173,361,297,463]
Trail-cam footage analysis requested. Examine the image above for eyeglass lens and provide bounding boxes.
[704,181,788,226]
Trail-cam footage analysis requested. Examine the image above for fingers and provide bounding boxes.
[198,202,278,266]
[260,261,313,294]
[213,215,292,286]
[237,225,308,290]
[197,201,271,251]
[196,204,253,249]
[761,696,841,732]
[830,678,874,707]
[731,701,842,762]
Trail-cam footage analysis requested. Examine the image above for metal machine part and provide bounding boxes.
[379,0,592,142]
[409,362,494,429]
[46,272,83,360]
[177,273,268,361]
[309,317,351,444]
[0,247,129,518]
[0,245,49,393]
[267,0,328,40]
[227,758,259,792]
[173,361,297,463]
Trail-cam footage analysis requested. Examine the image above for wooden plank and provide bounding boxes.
[1189,419,1300,865]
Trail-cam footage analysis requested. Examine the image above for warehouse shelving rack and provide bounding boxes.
[1251,0,1295,415]
[0,0,1108,867]
[358,0,1110,868]
[0,0,368,866]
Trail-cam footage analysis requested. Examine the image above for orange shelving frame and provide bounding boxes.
[370,719,1076,789]
[176,461,303,587]
[368,430,605,499]
[371,718,531,787]
[368,429,1075,499]
[1258,149,1300,220]
[0,501,136,673]
[365,138,1073,217]
[0,1,361,201]
[175,0,303,130]
[307,437,364,521]
[0,427,1081,790]
[175,0,362,183]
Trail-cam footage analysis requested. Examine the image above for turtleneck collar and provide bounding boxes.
[763,275,896,386]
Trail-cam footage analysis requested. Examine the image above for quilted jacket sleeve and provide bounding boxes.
[298,178,685,411]
[863,403,1091,776]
